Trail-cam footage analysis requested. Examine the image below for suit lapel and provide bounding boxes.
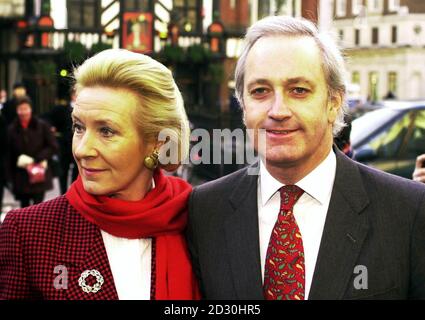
[60,205,118,300]
[308,150,370,299]
[224,165,264,299]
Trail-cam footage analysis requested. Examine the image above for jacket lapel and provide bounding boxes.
[308,150,370,299]
[224,165,264,299]
[60,205,118,300]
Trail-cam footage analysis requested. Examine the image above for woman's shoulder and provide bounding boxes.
[1,195,71,233]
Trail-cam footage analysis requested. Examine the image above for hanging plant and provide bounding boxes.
[91,42,113,55]
[187,44,211,64]
[162,44,185,64]
[63,40,87,64]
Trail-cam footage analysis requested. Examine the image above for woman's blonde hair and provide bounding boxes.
[73,48,190,170]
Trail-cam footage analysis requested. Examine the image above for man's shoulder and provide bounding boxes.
[350,158,425,199]
[193,165,256,195]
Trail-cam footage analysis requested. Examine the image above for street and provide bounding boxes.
[0,177,61,223]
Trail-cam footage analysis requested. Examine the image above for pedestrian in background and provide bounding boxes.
[0,112,7,212]
[6,96,58,208]
[2,83,27,127]
[0,89,7,111]
[413,154,425,183]
[42,88,78,194]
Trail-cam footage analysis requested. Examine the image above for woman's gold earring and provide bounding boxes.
[143,150,159,170]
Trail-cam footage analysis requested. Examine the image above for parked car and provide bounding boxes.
[351,100,425,179]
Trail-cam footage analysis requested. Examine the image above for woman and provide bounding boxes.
[6,96,58,207]
[0,49,199,300]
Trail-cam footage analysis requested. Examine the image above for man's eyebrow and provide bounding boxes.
[284,77,315,87]
[246,77,316,88]
[246,78,270,88]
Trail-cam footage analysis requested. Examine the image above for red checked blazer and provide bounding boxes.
[0,196,119,299]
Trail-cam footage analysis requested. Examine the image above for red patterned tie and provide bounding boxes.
[263,185,305,300]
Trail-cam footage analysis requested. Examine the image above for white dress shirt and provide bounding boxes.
[258,149,336,299]
[100,179,156,300]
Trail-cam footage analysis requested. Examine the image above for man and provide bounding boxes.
[2,83,27,127]
[413,154,425,183]
[0,112,7,212]
[187,16,425,300]
[42,89,78,194]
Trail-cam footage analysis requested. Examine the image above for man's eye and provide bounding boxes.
[292,87,309,95]
[250,87,269,96]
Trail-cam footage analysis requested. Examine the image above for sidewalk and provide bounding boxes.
[0,177,61,223]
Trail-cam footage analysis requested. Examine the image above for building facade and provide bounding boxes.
[332,0,425,101]
[0,0,321,117]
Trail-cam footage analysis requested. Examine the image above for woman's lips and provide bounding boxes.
[82,168,106,177]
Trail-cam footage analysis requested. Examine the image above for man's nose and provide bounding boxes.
[268,92,292,120]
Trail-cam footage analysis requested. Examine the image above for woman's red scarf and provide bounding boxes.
[65,169,200,300]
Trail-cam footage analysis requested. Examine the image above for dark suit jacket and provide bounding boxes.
[0,196,119,299]
[187,150,425,299]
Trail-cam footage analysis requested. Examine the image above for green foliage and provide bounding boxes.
[207,63,224,84]
[162,44,185,63]
[91,42,113,55]
[63,40,87,63]
[27,60,56,77]
[187,44,211,64]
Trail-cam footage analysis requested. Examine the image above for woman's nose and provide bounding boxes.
[73,131,97,159]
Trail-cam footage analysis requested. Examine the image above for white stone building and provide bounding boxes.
[332,0,425,101]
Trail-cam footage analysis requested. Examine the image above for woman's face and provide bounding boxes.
[17,102,32,122]
[72,86,155,201]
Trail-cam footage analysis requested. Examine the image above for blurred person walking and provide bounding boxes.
[6,96,58,208]
[0,89,7,111]
[2,83,27,127]
[42,89,78,194]
[413,154,425,183]
[0,112,7,212]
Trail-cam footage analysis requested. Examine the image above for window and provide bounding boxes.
[391,25,397,43]
[352,0,363,15]
[258,0,270,19]
[372,27,379,45]
[123,0,149,11]
[173,0,201,33]
[355,29,360,45]
[339,29,344,41]
[0,0,25,18]
[336,0,347,17]
[352,71,360,84]
[67,0,99,29]
[368,71,379,102]
[387,72,397,96]
[368,0,382,13]
[388,0,400,12]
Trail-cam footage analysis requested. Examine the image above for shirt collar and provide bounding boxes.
[259,149,336,206]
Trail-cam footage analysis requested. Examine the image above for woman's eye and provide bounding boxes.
[100,127,115,137]
[72,123,84,134]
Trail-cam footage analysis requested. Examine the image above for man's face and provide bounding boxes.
[243,35,341,180]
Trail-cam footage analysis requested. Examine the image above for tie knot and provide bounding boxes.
[279,185,304,212]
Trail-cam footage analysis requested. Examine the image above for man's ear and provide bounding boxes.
[328,91,343,124]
